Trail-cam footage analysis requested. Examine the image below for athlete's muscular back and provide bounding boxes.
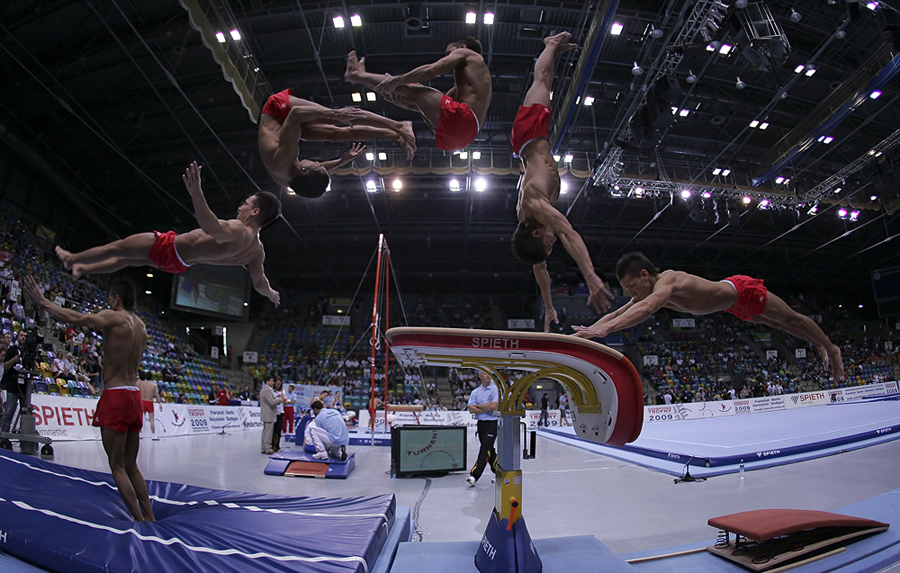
[452,51,492,125]
[517,139,560,222]
[175,224,263,267]
[101,310,146,389]
[655,270,738,315]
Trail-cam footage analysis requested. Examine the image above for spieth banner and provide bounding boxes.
[31,394,261,441]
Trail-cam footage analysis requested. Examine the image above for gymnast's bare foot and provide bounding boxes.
[544,31,578,55]
[397,121,416,159]
[71,264,86,279]
[344,51,366,83]
[55,246,73,270]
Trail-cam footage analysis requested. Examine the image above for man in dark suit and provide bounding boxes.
[1,330,28,432]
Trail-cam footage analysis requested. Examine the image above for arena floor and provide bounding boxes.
[46,417,900,556]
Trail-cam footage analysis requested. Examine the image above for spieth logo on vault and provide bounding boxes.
[471,337,520,349]
[756,449,781,458]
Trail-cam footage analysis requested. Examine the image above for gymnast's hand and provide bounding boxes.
[267,289,281,308]
[586,276,614,313]
[342,142,366,163]
[182,161,203,196]
[572,323,610,340]
[543,307,559,333]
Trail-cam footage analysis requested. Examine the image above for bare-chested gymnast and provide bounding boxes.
[344,36,492,152]
[55,162,282,307]
[572,252,846,380]
[511,32,613,330]
[258,92,416,198]
[23,276,155,521]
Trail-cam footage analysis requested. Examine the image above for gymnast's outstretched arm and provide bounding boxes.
[319,143,366,172]
[573,280,675,339]
[532,262,558,332]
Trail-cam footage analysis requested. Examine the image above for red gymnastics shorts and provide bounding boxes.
[92,387,143,433]
[148,231,190,274]
[142,400,154,414]
[722,275,768,321]
[435,96,479,151]
[510,104,551,158]
[261,89,294,123]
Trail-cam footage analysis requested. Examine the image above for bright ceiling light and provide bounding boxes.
[712,168,722,175]
[632,62,644,75]
[333,16,345,28]
[750,120,760,128]
[680,189,692,199]
[285,187,296,195]
[679,108,690,117]
[474,178,487,192]
[145,290,152,295]
[870,195,878,201]
[365,152,374,161]
[146,273,154,278]
[472,151,481,160]
[702,191,712,199]
[866,1,878,9]
[483,12,494,25]
[823,136,833,144]
[350,14,362,27]
[759,199,769,208]
[366,180,377,193]
[351,92,362,102]
[759,122,769,130]
[611,22,624,36]
[564,154,574,163]
[838,208,847,218]
[742,196,752,204]
[230,29,241,41]
[459,151,468,160]
[366,92,376,101]
[870,90,882,99]
[584,96,595,106]
[783,178,790,184]
[392,179,402,191]
[775,176,785,184]
[465,11,477,24]
[804,67,816,77]
[706,43,716,52]
[721,169,731,176]
[794,64,805,74]
[449,179,460,191]
[553,155,561,162]
[718,43,733,55]
[735,77,746,89]
[790,8,802,22]
[849,210,860,221]
[216,32,226,43]
[560,181,568,194]
[633,186,644,196]
[834,187,842,193]
[808,204,818,215]
[378,152,387,161]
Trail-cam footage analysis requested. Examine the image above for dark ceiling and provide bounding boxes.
[0,0,898,309]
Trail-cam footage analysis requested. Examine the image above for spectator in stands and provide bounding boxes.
[259,376,282,455]
[208,383,219,405]
[304,400,348,461]
[174,392,185,405]
[216,384,232,406]
[237,386,249,400]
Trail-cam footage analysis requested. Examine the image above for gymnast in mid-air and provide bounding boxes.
[573,252,846,380]
[55,162,282,306]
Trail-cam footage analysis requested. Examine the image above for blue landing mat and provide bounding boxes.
[391,534,634,572]
[264,450,357,478]
[542,400,900,477]
[0,449,394,572]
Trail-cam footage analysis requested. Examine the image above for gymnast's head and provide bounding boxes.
[616,252,660,297]
[287,159,330,199]
[447,36,483,56]
[242,191,282,229]
[108,278,136,312]
[310,400,324,414]
[511,221,556,265]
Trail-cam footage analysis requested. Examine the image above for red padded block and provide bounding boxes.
[709,509,889,542]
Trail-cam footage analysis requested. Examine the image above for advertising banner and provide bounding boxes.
[358,408,561,430]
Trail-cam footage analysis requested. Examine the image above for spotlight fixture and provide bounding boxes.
[686,71,698,84]
[365,152,374,161]
[333,16,345,29]
[679,108,690,117]
[472,151,481,160]
[759,122,769,130]
[611,22,624,36]
[870,90,882,99]
[870,195,878,201]
[702,191,712,198]
[680,189,692,199]
[750,120,760,128]
[807,204,818,215]
[392,179,402,191]
[742,196,752,205]
[449,179,461,192]
[366,91,376,101]
[483,12,494,25]
[713,168,722,175]
[560,181,569,194]
[759,199,769,208]
[718,43,733,55]
[553,155,561,162]
[146,273,154,278]
[794,64,805,74]
[584,96,595,106]
[866,1,878,10]
[790,8,802,22]
[735,0,748,7]
[350,14,362,27]
[804,67,816,77]
[465,12,476,24]
[378,152,387,161]
[564,154,574,163]
[632,62,644,75]
[230,29,241,41]
[351,92,362,102]
[838,208,848,218]
[474,177,487,192]
[459,151,468,160]
[835,29,846,39]
[735,77,746,89]
[366,180,377,193]
[215,32,226,43]
[721,169,731,177]
[775,176,785,184]
[650,27,663,39]
[145,290,152,295]
[849,210,860,221]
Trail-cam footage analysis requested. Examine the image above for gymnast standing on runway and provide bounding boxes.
[572,252,846,380]
[23,276,156,522]
[344,36,492,152]
[54,162,282,306]
[257,88,416,197]
[510,32,614,330]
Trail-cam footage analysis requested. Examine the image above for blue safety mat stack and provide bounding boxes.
[0,449,394,572]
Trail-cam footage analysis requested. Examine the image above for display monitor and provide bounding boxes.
[169,264,251,321]
[391,425,467,478]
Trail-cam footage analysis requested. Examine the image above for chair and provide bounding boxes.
[57,379,70,395]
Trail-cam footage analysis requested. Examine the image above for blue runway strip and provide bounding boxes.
[542,398,900,477]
